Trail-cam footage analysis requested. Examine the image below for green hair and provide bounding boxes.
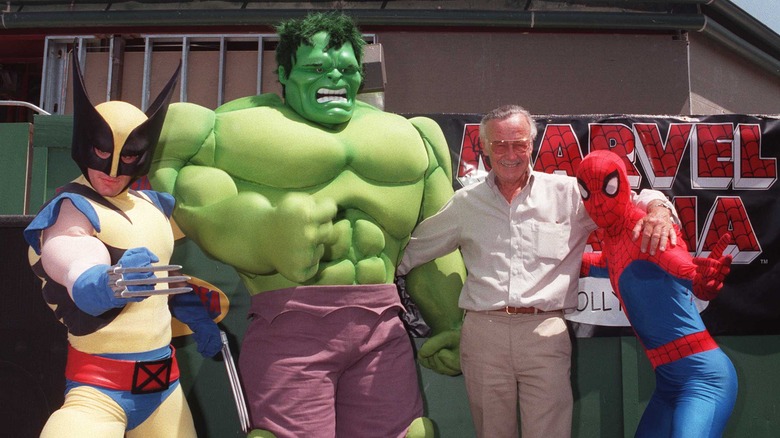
[275,11,365,80]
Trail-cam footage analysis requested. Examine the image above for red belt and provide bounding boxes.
[645,331,718,369]
[65,345,179,394]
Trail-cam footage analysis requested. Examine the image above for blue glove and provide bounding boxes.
[169,291,222,358]
[71,247,158,316]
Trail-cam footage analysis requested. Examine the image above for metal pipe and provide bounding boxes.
[698,16,780,75]
[0,100,50,115]
[701,0,780,58]
[0,9,706,30]
[24,123,34,215]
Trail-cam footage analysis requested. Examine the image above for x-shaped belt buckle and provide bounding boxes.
[131,357,173,394]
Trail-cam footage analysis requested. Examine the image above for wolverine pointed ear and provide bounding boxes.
[71,46,93,112]
[70,46,114,178]
[145,61,181,120]
[117,62,181,180]
[136,61,181,152]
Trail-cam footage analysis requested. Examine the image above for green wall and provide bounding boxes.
[9,115,780,437]
[0,123,31,214]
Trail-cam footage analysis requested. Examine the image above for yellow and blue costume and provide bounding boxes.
[23,52,218,437]
[25,178,199,437]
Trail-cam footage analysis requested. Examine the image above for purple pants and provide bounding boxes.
[239,284,424,438]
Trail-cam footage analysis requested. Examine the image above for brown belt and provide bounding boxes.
[499,306,558,315]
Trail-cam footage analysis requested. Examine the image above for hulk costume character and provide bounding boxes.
[149,12,466,438]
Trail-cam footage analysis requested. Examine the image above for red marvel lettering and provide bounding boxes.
[589,123,641,186]
[735,123,777,189]
[699,196,760,263]
[692,123,734,189]
[634,123,692,190]
[535,124,584,176]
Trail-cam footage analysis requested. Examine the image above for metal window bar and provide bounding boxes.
[41,33,376,113]
[106,37,115,103]
[138,34,278,108]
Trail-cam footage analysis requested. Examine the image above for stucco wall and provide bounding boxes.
[375,30,693,115]
[688,33,780,115]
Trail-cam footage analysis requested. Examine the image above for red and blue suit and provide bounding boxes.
[577,150,737,438]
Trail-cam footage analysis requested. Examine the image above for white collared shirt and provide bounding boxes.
[398,169,671,312]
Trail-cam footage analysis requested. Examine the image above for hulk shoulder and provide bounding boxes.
[216,93,284,114]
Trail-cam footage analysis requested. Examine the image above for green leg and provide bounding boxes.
[246,418,433,438]
[405,417,435,438]
[247,429,277,438]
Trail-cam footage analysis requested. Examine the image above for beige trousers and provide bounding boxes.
[460,310,573,438]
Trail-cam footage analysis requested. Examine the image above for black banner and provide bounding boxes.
[415,113,780,336]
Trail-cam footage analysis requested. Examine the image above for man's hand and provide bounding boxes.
[632,201,677,255]
[417,329,461,376]
[692,233,733,301]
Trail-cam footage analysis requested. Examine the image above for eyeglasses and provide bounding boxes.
[488,139,533,155]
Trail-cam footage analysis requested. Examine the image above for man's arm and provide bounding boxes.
[631,190,679,255]
[404,117,466,376]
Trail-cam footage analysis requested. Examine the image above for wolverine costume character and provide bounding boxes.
[24,53,220,437]
[577,150,737,438]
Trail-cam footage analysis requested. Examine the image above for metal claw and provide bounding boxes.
[116,275,191,287]
[221,331,251,434]
[109,264,183,274]
[108,264,192,297]
[119,286,192,298]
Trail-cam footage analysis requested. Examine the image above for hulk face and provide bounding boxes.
[279,31,362,128]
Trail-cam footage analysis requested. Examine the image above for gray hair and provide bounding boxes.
[479,104,538,144]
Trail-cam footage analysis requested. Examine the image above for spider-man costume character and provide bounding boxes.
[577,150,737,438]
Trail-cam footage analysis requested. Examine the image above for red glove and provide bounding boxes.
[580,252,606,277]
[692,233,733,301]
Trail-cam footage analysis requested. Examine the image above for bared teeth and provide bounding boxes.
[317,88,347,103]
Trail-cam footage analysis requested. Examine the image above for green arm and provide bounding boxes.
[151,102,216,194]
[150,103,336,282]
[150,103,271,272]
[405,116,466,376]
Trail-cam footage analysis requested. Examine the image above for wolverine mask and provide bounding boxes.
[70,51,180,191]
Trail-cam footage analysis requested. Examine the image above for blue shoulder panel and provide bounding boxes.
[24,193,100,255]
[140,190,175,218]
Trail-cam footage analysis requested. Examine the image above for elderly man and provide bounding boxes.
[398,104,678,438]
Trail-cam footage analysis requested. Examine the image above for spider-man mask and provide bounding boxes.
[576,150,632,229]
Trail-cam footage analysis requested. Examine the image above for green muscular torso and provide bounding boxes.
[151,95,454,295]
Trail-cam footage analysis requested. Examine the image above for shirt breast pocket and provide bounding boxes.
[532,221,572,260]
